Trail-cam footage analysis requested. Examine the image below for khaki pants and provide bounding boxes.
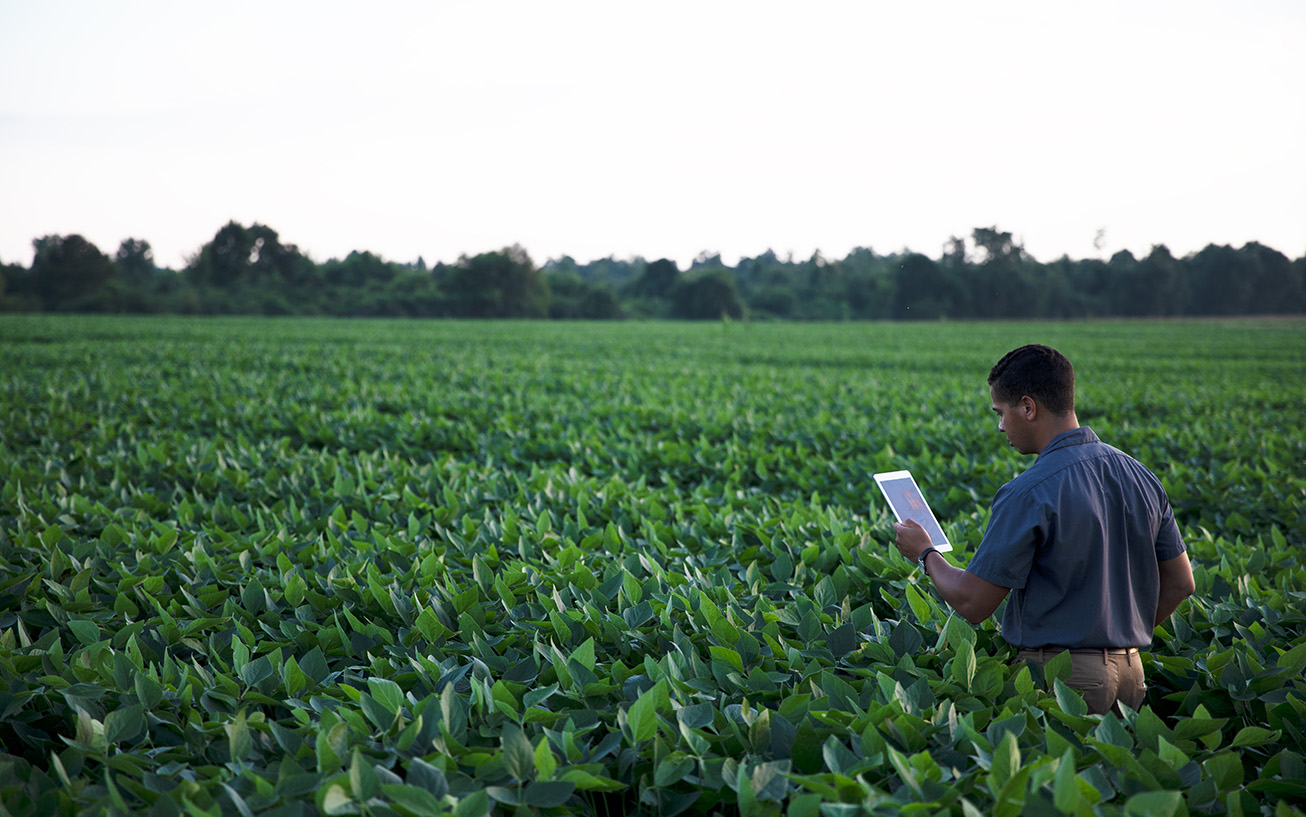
[1016,647,1147,715]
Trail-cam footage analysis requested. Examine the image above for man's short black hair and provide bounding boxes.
[988,345,1075,416]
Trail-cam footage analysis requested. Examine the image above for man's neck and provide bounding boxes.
[1033,413,1080,455]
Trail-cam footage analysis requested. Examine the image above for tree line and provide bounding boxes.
[2,221,1303,319]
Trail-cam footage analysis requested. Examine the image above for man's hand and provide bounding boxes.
[892,518,1011,625]
[894,518,933,562]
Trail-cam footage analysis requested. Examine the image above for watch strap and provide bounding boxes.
[918,546,940,570]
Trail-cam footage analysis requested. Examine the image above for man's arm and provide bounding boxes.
[1155,551,1195,626]
[894,519,1010,625]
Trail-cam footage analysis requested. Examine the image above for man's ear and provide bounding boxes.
[1021,396,1037,419]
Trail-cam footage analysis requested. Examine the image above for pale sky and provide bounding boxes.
[2,1,1304,271]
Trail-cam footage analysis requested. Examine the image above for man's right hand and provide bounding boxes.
[894,518,933,562]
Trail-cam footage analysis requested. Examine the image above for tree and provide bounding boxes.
[1187,244,1249,315]
[188,221,312,292]
[734,250,797,319]
[444,245,549,318]
[115,238,156,282]
[800,252,849,320]
[967,227,1033,318]
[670,268,744,320]
[546,272,621,319]
[0,260,38,312]
[29,234,115,310]
[1137,244,1189,316]
[628,258,680,300]
[892,253,954,320]
[1106,249,1144,316]
[321,251,401,289]
[1237,241,1301,315]
[844,253,897,321]
[1062,257,1113,317]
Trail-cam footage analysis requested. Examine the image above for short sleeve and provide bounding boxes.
[965,485,1043,590]
[1154,500,1186,562]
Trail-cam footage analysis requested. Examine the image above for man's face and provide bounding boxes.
[990,386,1036,455]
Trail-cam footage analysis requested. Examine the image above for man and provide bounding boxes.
[893,344,1195,714]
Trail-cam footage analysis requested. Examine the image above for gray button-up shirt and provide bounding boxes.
[965,426,1186,649]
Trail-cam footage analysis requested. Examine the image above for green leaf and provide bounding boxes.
[827,623,856,658]
[622,569,642,604]
[104,704,144,745]
[904,584,934,625]
[1053,678,1087,718]
[361,693,398,731]
[1124,790,1183,817]
[712,617,740,645]
[710,645,744,674]
[406,757,448,798]
[797,609,822,644]
[623,600,654,628]
[226,710,253,763]
[628,680,663,743]
[367,677,404,715]
[242,578,267,615]
[951,639,977,690]
[472,555,492,591]
[945,612,977,648]
[523,781,575,807]
[317,722,349,773]
[349,748,380,801]
[1275,641,1306,675]
[1231,726,1279,748]
[558,769,625,792]
[239,655,274,688]
[1053,749,1080,813]
[787,793,823,817]
[284,657,308,696]
[1042,650,1073,688]
[300,647,330,684]
[1202,752,1243,790]
[68,619,101,646]
[523,683,558,711]
[821,736,859,775]
[321,784,355,816]
[679,702,714,730]
[770,551,794,582]
[569,637,596,672]
[534,736,558,779]
[655,753,695,787]
[1094,714,1134,749]
[493,576,516,608]
[284,573,306,607]
[990,731,1021,789]
[502,723,536,781]
[380,785,444,817]
[814,576,837,610]
[135,673,163,710]
[453,788,490,817]
[888,747,919,797]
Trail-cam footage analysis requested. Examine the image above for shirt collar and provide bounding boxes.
[1038,426,1098,458]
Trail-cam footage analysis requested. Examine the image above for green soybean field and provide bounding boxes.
[2,315,1304,817]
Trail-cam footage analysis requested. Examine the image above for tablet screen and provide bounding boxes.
[873,470,952,552]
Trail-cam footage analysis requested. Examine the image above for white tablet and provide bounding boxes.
[873,470,952,552]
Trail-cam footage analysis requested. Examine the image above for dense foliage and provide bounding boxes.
[2,316,1305,816]
[3,223,1304,319]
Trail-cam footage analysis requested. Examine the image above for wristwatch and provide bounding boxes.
[918,547,940,571]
